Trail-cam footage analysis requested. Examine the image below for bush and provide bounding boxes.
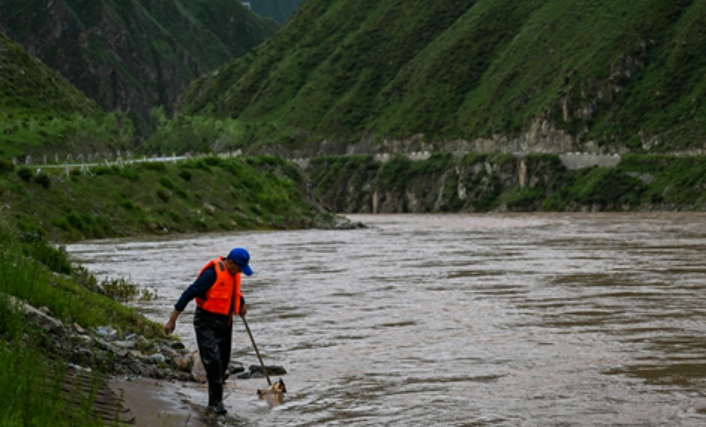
[22,240,72,275]
[141,161,166,171]
[157,189,170,203]
[179,170,192,181]
[118,167,140,181]
[35,173,51,189]
[203,156,222,166]
[0,159,15,174]
[17,167,33,182]
[158,177,175,190]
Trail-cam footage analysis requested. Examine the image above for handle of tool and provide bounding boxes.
[242,316,272,386]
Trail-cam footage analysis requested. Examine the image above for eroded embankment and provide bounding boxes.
[305,153,706,213]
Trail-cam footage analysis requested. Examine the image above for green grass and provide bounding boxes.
[152,0,706,154]
[0,33,134,158]
[2,155,320,242]
[0,217,169,426]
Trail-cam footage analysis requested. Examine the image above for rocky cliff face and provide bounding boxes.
[306,154,564,214]
[305,153,704,214]
[0,0,279,135]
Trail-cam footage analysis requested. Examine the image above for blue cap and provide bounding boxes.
[227,247,253,276]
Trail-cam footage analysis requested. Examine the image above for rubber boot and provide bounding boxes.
[208,382,224,407]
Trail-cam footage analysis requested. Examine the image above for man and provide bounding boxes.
[164,247,253,415]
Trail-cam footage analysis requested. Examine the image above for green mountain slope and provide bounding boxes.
[248,0,308,24]
[0,0,279,134]
[168,0,706,154]
[0,33,132,158]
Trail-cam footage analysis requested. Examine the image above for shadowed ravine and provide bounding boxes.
[68,213,706,426]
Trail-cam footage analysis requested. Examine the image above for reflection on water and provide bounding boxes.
[68,213,706,426]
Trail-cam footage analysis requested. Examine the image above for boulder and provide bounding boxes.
[248,364,287,375]
[9,296,64,334]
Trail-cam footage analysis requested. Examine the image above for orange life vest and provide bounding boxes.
[195,257,242,316]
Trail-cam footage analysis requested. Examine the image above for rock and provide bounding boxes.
[172,355,192,371]
[72,348,94,365]
[113,340,136,349]
[145,353,166,364]
[96,326,119,341]
[248,364,287,375]
[128,362,143,375]
[227,362,245,374]
[72,323,86,334]
[235,370,251,380]
[14,297,64,334]
[176,372,193,382]
[203,203,216,215]
[159,345,178,359]
[191,354,207,383]
[171,342,186,350]
[95,337,128,358]
[38,306,53,317]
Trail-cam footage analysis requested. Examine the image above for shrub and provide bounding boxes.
[179,170,192,181]
[17,167,33,182]
[66,212,84,231]
[158,177,175,190]
[141,161,166,171]
[0,159,15,174]
[203,156,222,166]
[35,173,51,189]
[157,189,170,203]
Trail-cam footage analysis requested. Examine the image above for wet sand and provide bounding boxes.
[109,377,209,427]
[109,376,283,426]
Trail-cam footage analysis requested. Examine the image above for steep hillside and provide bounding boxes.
[247,0,307,23]
[0,33,132,158]
[0,0,279,134]
[165,0,706,155]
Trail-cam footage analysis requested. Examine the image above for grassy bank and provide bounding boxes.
[0,220,166,426]
[4,155,328,242]
[307,153,706,213]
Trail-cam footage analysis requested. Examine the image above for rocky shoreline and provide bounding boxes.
[16,295,285,384]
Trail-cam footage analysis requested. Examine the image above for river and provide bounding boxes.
[67,213,706,426]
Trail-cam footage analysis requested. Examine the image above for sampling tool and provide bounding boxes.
[242,317,287,395]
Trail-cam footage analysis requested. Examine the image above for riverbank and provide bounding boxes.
[3,155,357,243]
[0,220,289,425]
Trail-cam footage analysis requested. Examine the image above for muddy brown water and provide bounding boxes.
[67,213,706,426]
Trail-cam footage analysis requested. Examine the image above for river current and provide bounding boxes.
[67,213,706,426]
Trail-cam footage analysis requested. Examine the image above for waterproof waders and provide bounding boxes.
[194,307,233,407]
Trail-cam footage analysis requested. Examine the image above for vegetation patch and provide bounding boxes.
[1,156,328,242]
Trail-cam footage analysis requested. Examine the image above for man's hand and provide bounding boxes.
[239,303,247,318]
[165,309,180,335]
[164,319,176,335]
